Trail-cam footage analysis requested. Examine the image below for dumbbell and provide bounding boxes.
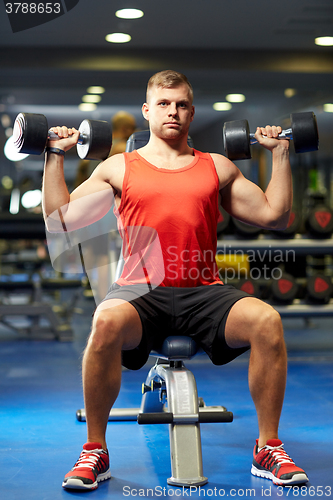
[231,217,261,238]
[13,112,112,160]
[236,278,260,298]
[305,205,333,238]
[223,111,319,161]
[217,206,231,237]
[306,273,332,304]
[270,272,299,304]
[270,209,301,239]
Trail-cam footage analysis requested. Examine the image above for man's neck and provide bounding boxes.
[142,133,192,160]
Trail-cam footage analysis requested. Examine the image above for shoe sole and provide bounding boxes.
[251,465,309,486]
[62,469,111,490]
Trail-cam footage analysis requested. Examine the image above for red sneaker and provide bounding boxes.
[251,439,309,486]
[62,442,111,490]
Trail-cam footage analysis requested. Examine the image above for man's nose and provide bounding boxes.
[168,104,178,116]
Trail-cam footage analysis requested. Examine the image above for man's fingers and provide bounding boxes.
[50,126,78,138]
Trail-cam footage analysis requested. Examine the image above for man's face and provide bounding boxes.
[142,84,195,140]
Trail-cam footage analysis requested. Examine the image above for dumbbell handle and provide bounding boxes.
[249,128,293,145]
[48,130,87,145]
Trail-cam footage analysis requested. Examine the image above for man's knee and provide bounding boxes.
[254,304,284,350]
[88,309,124,353]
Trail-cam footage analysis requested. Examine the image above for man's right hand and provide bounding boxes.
[48,126,80,152]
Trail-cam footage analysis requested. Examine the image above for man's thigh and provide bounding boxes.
[94,298,143,351]
[224,297,280,349]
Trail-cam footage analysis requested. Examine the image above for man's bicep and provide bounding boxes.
[220,171,268,224]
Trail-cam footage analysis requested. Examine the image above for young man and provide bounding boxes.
[42,70,308,490]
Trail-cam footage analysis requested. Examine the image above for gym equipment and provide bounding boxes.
[77,336,233,486]
[270,272,298,304]
[232,217,261,238]
[215,253,250,279]
[306,274,332,304]
[223,111,319,161]
[305,204,333,238]
[217,206,231,236]
[13,112,112,160]
[125,129,194,152]
[271,209,301,239]
[236,278,260,297]
[0,213,82,341]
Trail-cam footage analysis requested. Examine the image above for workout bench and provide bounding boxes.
[76,131,233,486]
[78,335,233,486]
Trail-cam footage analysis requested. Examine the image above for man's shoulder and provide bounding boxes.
[92,152,126,187]
[209,152,237,168]
[208,153,240,187]
[99,152,126,170]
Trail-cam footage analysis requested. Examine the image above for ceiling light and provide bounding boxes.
[87,86,105,94]
[21,190,42,209]
[9,188,20,214]
[4,136,29,161]
[82,94,102,103]
[323,103,333,113]
[284,88,297,98]
[315,36,333,46]
[105,33,131,43]
[213,102,232,111]
[115,8,144,19]
[226,94,245,103]
[1,175,13,190]
[1,114,11,128]
[78,103,97,112]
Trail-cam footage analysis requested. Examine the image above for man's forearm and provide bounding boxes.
[265,146,293,229]
[42,151,70,223]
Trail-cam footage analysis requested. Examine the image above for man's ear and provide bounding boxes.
[142,102,149,121]
[190,105,195,122]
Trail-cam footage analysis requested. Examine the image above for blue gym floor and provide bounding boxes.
[0,298,332,500]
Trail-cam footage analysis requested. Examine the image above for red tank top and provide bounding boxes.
[115,149,222,287]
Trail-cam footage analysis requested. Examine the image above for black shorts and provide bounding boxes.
[101,283,251,370]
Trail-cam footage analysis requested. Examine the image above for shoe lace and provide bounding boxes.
[74,450,103,470]
[265,443,295,466]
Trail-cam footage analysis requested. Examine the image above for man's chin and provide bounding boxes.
[163,129,185,140]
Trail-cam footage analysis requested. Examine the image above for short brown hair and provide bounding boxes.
[146,70,193,103]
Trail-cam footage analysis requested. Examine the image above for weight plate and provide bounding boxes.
[271,273,298,303]
[217,206,231,236]
[306,205,333,237]
[232,218,261,238]
[271,210,301,238]
[237,278,259,297]
[77,119,91,159]
[290,112,319,154]
[223,119,251,161]
[307,274,332,302]
[77,119,112,160]
[13,113,48,155]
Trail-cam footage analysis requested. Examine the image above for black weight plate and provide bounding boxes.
[306,205,333,237]
[77,119,112,160]
[232,218,261,238]
[271,210,301,238]
[13,113,48,155]
[307,274,332,302]
[237,278,260,297]
[290,112,319,154]
[271,273,298,303]
[217,206,231,236]
[223,119,251,161]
